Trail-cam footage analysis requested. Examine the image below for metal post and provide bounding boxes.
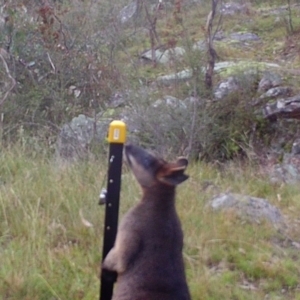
[100,120,126,300]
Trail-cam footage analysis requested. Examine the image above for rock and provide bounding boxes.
[141,49,164,63]
[263,94,300,120]
[141,47,186,64]
[156,61,237,84]
[209,193,284,225]
[269,140,300,184]
[220,2,249,15]
[229,32,260,42]
[152,95,186,109]
[157,69,192,84]
[258,71,283,92]
[259,87,292,100]
[56,114,110,161]
[214,76,239,99]
[214,69,259,99]
[118,1,138,24]
[269,155,300,184]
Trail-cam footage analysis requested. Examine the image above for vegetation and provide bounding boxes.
[1,146,300,299]
[1,0,300,298]
[1,0,300,159]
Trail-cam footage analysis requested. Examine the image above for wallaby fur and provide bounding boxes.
[102,144,191,300]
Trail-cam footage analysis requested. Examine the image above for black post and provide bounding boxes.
[100,121,126,300]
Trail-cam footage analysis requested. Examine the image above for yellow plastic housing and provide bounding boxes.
[107,120,126,143]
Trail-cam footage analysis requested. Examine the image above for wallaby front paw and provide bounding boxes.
[103,255,116,271]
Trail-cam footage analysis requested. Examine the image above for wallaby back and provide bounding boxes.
[102,144,191,300]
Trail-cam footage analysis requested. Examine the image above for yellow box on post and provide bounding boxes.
[107,120,126,144]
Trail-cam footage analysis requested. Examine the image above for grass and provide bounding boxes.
[2,1,300,298]
[1,147,300,299]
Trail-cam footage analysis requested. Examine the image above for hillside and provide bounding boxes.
[1,0,300,160]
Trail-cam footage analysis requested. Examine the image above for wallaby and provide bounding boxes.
[102,144,191,300]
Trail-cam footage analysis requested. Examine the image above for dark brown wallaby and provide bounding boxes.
[102,144,191,300]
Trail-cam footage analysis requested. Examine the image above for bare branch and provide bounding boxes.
[0,53,16,107]
[47,52,56,73]
[205,0,220,89]
[143,0,162,67]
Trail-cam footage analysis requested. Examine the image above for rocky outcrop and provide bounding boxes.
[263,95,300,120]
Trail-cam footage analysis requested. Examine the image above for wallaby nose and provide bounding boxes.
[124,144,156,170]
[124,144,143,160]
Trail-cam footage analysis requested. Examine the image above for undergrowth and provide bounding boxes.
[1,147,300,299]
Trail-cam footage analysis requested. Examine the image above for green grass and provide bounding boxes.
[1,147,300,299]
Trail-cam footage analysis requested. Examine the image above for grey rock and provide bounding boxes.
[213,61,238,71]
[269,142,300,184]
[210,193,284,225]
[220,2,249,15]
[141,47,185,64]
[157,61,237,84]
[152,95,186,109]
[141,49,165,62]
[157,69,193,84]
[118,2,138,24]
[263,94,300,120]
[258,72,283,92]
[259,87,292,100]
[270,158,300,184]
[230,32,260,42]
[214,76,239,99]
[56,114,110,161]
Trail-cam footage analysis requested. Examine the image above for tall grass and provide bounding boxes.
[1,147,300,299]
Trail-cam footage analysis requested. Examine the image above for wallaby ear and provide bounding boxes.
[175,157,188,170]
[158,157,189,186]
[159,171,189,186]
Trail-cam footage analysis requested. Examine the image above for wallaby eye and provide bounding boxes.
[142,155,156,169]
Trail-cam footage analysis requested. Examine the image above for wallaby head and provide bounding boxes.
[124,144,189,188]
